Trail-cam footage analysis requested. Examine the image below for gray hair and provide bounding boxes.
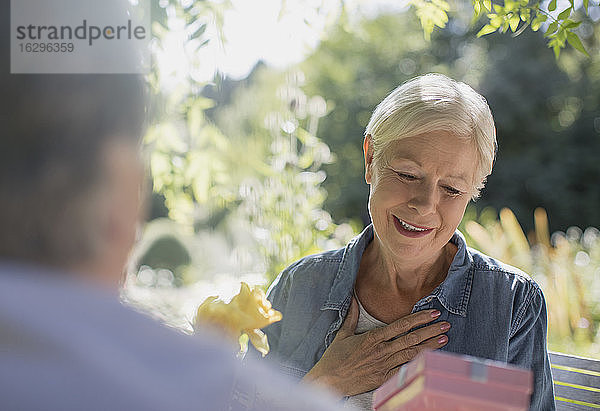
[365,73,497,198]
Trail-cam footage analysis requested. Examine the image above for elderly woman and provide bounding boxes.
[263,74,555,410]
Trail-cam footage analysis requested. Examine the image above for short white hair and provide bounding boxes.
[365,73,497,198]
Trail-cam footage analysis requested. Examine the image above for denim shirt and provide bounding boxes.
[264,225,555,410]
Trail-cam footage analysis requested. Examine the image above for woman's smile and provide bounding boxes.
[393,216,434,238]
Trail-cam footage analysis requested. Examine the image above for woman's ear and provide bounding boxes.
[363,134,374,184]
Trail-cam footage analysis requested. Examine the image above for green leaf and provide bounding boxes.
[545,20,559,36]
[553,44,561,59]
[557,28,568,42]
[474,0,481,16]
[509,14,520,31]
[412,0,450,40]
[566,31,589,56]
[563,20,581,29]
[189,23,207,40]
[483,0,492,11]
[548,33,566,48]
[505,0,517,11]
[477,24,498,37]
[531,14,547,31]
[152,21,168,38]
[493,4,503,12]
[584,0,589,12]
[489,14,504,28]
[191,155,211,204]
[557,7,572,21]
[194,38,210,51]
[433,11,449,27]
[187,102,205,139]
[548,0,557,11]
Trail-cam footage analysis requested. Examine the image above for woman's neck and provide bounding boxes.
[358,238,456,299]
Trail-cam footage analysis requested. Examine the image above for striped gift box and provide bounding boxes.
[373,350,533,411]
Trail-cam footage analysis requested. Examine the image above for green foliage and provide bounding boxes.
[407,0,596,58]
[146,96,243,226]
[477,23,600,233]
[463,207,600,359]
[210,67,357,282]
[141,1,355,285]
[409,0,451,40]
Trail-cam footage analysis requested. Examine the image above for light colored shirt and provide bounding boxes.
[0,262,348,411]
[344,292,386,410]
[263,225,555,411]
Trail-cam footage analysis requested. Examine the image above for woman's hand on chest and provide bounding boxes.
[301,298,450,397]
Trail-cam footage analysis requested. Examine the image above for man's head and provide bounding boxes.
[0,70,147,286]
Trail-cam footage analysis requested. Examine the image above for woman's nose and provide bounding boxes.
[407,184,437,216]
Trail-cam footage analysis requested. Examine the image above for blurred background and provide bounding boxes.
[122,0,600,359]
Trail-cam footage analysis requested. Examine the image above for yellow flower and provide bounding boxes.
[194,282,282,356]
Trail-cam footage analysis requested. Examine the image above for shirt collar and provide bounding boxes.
[322,225,373,310]
[322,225,473,317]
[430,230,473,317]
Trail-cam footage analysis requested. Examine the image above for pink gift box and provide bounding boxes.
[372,350,533,411]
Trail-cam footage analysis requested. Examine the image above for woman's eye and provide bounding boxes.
[397,172,417,180]
[443,186,462,196]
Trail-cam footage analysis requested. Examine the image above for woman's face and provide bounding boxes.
[365,131,479,266]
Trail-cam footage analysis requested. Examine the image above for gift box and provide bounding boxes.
[372,350,533,411]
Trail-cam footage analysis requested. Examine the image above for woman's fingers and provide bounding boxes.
[368,309,441,343]
[391,321,451,351]
[385,334,449,372]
